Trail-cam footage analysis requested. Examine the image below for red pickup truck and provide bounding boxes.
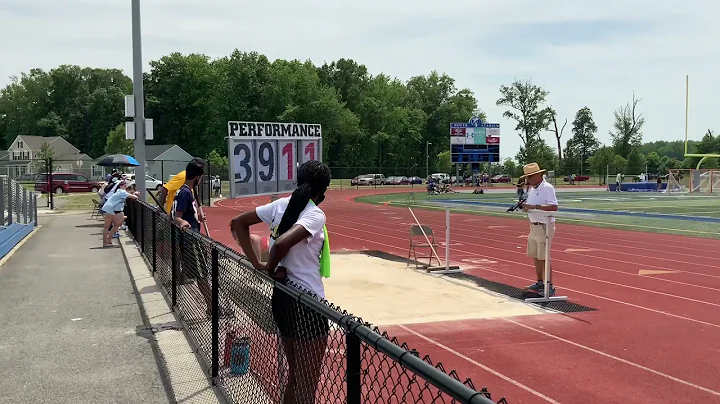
[35,173,100,194]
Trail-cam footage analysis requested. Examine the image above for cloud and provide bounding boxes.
[1,0,718,161]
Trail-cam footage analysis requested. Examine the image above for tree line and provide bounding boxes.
[0,50,717,179]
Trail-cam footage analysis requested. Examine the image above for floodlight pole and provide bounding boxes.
[425,141,432,179]
[131,0,147,196]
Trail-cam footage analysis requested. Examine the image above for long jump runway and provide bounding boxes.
[204,188,720,404]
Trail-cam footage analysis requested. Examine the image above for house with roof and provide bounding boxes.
[93,144,194,182]
[0,136,97,180]
[145,144,194,181]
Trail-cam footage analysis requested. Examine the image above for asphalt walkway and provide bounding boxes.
[0,211,172,404]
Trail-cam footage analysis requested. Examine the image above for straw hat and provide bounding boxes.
[519,162,547,179]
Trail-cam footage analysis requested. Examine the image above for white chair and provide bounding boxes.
[407,224,439,268]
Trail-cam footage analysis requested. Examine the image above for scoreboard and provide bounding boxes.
[450,117,500,163]
[227,121,322,197]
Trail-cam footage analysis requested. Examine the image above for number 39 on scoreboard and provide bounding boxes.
[227,121,322,198]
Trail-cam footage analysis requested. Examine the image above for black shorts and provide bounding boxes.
[271,285,329,341]
[179,232,209,280]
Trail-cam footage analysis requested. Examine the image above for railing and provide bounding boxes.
[125,199,508,404]
[0,176,38,227]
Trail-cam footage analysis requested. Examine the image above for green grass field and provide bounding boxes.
[356,191,720,239]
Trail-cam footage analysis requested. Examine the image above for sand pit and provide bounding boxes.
[324,253,547,326]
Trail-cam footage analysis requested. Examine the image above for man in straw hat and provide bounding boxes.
[519,162,559,296]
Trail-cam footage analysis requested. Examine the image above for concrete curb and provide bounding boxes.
[118,234,223,404]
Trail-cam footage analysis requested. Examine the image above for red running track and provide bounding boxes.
[204,188,720,404]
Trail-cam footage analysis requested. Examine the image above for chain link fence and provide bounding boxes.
[125,199,509,404]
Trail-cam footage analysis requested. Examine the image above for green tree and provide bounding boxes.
[501,158,517,176]
[688,129,719,168]
[436,151,452,173]
[105,124,134,155]
[565,107,599,174]
[587,146,615,182]
[34,142,55,172]
[626,148,646,174]
[645,151,662,172]
[496,79,551,147]
[206,149,229,179]
[515,139,557,172]
[0,65,130,156]
[610,92,644,158]
[612,155,628,173]
[639,140,688,160]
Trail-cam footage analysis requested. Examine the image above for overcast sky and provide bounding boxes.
[1,0,718,159]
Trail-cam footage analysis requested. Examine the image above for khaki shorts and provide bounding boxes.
[526,223,554,260]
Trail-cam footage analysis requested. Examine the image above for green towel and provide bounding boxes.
[320,225,330,278]
[309,200,331,278]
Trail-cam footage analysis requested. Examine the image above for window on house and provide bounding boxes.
[17,140,23,149]
[91,165,104,179]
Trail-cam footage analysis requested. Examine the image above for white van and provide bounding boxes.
[431,173,450,183]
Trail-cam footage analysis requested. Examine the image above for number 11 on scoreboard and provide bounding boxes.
[278,141,296,191]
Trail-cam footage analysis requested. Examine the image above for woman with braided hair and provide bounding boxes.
[230,160,331,404]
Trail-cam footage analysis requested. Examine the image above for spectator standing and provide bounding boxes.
[170,160,217,317]
[158,157,206,215]
[230,160,332,404]
[520,163,559,297]
[101,181,139,247]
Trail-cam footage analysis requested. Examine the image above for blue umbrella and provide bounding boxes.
[96,154,140,167]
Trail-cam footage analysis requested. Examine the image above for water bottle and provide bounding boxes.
[230,336,251,376]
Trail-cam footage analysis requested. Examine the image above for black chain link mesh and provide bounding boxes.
[127,200,509,404]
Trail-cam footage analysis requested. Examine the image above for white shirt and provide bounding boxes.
[616,173,622,183]
[526,180,558,223]
[255,196,327,298]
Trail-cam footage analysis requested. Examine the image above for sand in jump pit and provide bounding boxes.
[324,253,547,326]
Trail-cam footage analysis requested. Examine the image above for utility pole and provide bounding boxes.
[425,141,432,179]
[131,0,146,196]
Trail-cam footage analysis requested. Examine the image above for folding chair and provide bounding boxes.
[407,224,440,269]
[91,199,102,220]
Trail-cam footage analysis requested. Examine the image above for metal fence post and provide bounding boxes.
[7,180,12,225]
[139,204,145,252]
[15,183,20,223]
[0,179,4,226]
[21,188,26,224]
[211,246,219,382]
[33,195,38,226]
[31,194,35,225]
[171,225,177,307]
[347,332,362,404]
[48,158,54,210]
[151,209,157,273]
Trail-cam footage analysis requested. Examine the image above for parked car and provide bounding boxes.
[16,173,38,182]
[35,173,101,194]
[387,176,410,185]
[490,174,512,183]
[431,173,450,184]
[563,175,590,182]
[350,175,368,186]
[125,174,163,191]
[408,176,423,185]
[357,174,385,185]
